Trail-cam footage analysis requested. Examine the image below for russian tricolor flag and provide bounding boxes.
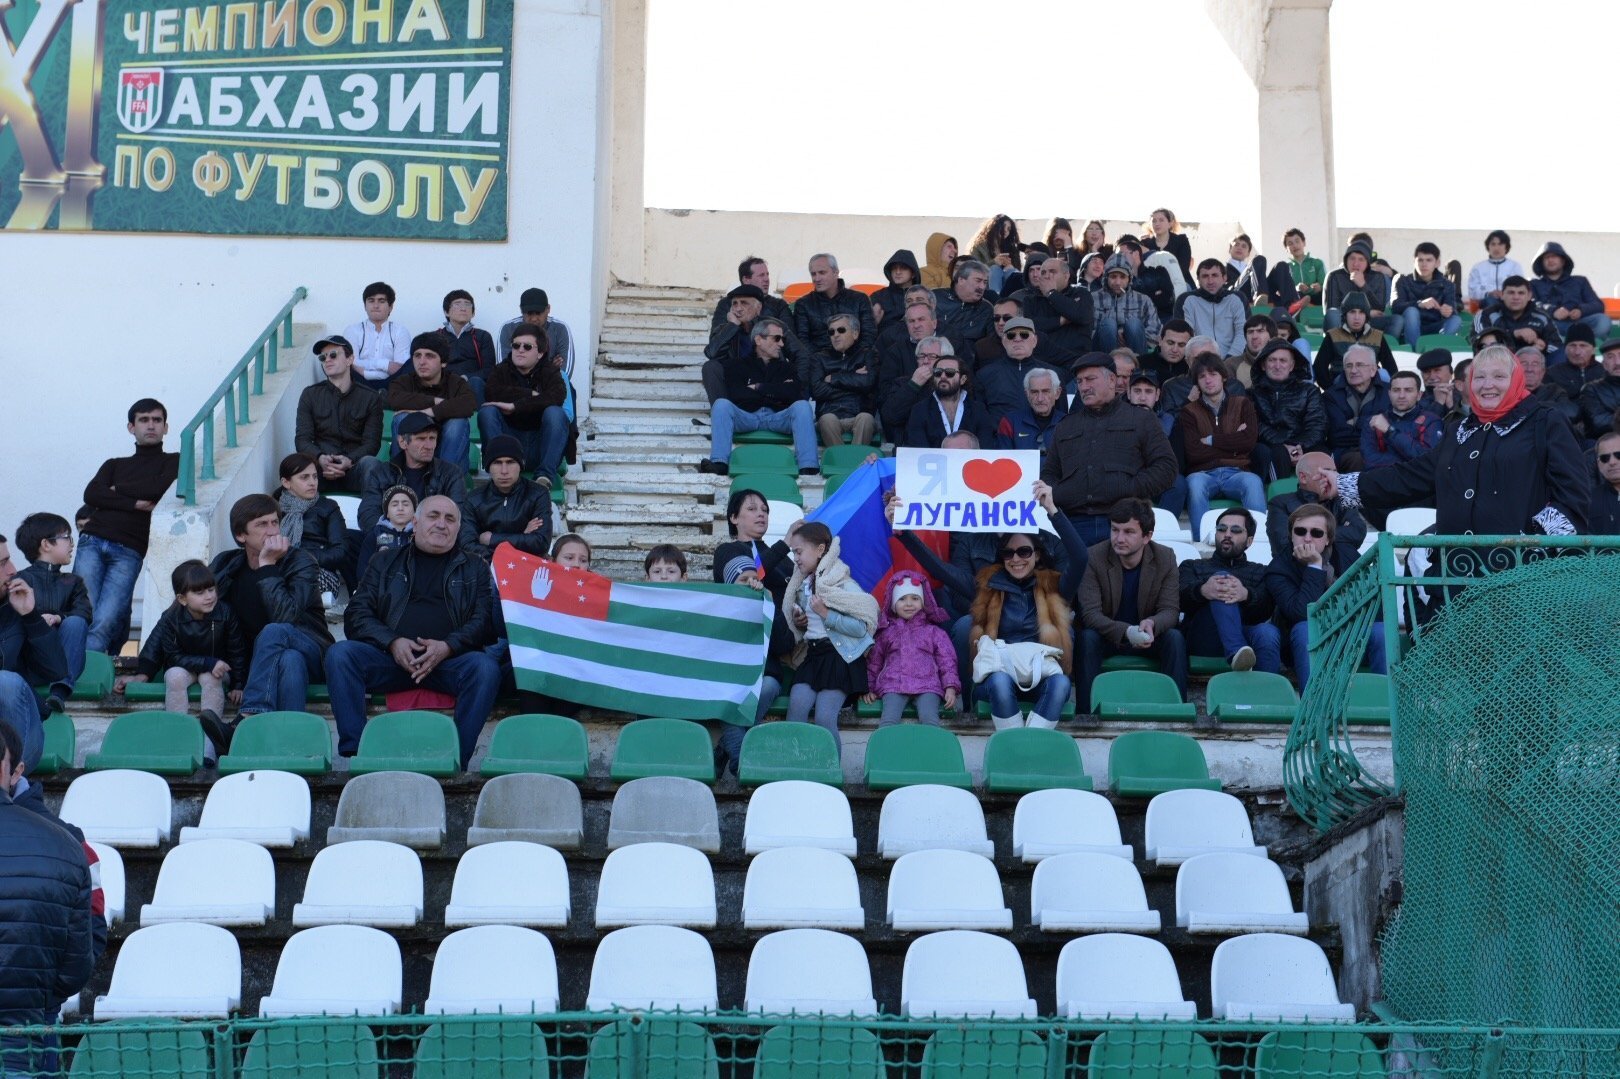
[806,458,898,592]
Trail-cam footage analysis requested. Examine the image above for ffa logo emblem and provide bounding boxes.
[117,68,165,134]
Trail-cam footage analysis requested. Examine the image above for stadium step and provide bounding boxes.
[588,366,703,383]
[598,329,708,347]
[608,302,716,320]
[598,351,702,368]
[573,477,725,500]
[602,313,711,332]
[566,502,720,528]
[590,397,707,413]
[608,285,713,301]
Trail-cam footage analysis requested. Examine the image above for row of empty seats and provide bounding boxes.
[93,924,1353,1023]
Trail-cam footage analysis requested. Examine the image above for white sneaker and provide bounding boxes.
[1232,645,1257,671]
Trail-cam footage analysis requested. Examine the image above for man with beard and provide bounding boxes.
[1178,507,1279,673]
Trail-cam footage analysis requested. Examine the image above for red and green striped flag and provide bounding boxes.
[493,543,772,724]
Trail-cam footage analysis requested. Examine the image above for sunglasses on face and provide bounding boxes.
[829,327,851,335]
[934,369,962,378]
[763,334,785,343]
[1001,545,1036,560]
[512,342,538,351]
[321,350,344,360]
[1006,331,1032,340]
[1601,452,1620,464]
[1293,526,1327,538]
[992,314,1015,323]
[1213,524,1246,534]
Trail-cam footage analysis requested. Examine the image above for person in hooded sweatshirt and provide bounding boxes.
[920,233,957,290]
[1093,255,1162,355]
[1323,241,1399,338]
[872,249,922,329]
[1174,259,1247,358]
[1530,241,1612,343]
[1466,230,1524,309]
[862,572,960,727]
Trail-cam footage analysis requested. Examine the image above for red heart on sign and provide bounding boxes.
[962,458,1023,499]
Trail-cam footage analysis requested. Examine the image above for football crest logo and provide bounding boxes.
[117,68,165,134]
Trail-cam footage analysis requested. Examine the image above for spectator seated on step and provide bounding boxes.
[465,436,553,563]
[710,257,793,330]
[344,281,411,391]
[794,253,877,352]
[808,313,878,448]
[14,513,90,713]
[386,332,477,473]
[1392,242,1461,347]
[479,324,569,488]
[294,334,388,494]
[698,317,819,477]
[1178,507,1280,674]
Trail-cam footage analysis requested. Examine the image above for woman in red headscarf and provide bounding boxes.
[1322,344,1589,536]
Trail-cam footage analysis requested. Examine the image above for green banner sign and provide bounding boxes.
[1,0,512,239]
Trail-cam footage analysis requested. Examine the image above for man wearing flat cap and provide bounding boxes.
[359,412,475,547]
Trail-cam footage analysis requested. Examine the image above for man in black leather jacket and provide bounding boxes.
[465,436,553,561]
[326,495,500,767]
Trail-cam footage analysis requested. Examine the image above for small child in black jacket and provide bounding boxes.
[14,511,93,711]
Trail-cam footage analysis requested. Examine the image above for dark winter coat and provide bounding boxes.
[288,497,349,576]
[1323,377,1391,460]
[1020,286,1095,361]
[0,607,66,709]
[794,280,878,352]
[1180,393,1260,473]
[387,368,477,420]
[1265,552,1331,630]
[1250,373,1328,452]
[1578,375,1620,442]
[994,405,1065,452]
[1477,303,1562,350]
[295,379,384,461]
[1179,550,1273,626]
[901,393,997,450]
[345,543,497,657]
[485,358,568,430]
[1547,360,1604,401]
[465,479,553,559]
[1362,406,1444,470]
[1530,242,1605,320]
[1314,327,1397,389]
[1590,476,1620,536]
[975,356,1068,423]
[807,343,878,419]
[442,323,499,384]
[16,565,91,623]
[1043,398,1179,516]
[872,250,923,328]
[359,457,472,546]
[136,602,248,681]
[1392,273,1459,337]
[208,547,335,649]
[1323,242,1392,313]
[1265,491,1367,576]
[0,793,94,1047]
[933,288,996,344]
[716,350,806,414]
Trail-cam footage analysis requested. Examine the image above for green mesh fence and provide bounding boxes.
[10,1011,1620,1079]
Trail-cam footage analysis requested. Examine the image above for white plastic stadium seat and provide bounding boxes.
[595,842,717,928]
[444,841,570,927]
[1055,934,1196,1020]
[178,769,311,847]
[607,775,721,852]
[424,926,559,1015]
[1030,852,1160,934]
[60,770,172,847]
[1166,540,1203,565]
[1175,852,1309,935]
[743,780,858,856]
[1012,789,1132,862]
[95,923,241,1019]
[887,850,1011,931]
[291,840,423,928]
[1211,933,1355,1022]
[876,784,994,859]
[89,842,125,923]
[745,929,876,1016]
[1386,507,1437,538]
[586,925,717,1012]
[742,846,864,930]
[900,931,1037,1018]
[328,494,361,530]
[763,501,805,547]
[1247,541,1273,566]
[1143,789,1266,866]
[140,838,275,926]
[327,770,447,849]
[258,925,403,1017]
[1152,508,1190,544]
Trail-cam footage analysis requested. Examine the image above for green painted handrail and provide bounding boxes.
[176,286,308,504]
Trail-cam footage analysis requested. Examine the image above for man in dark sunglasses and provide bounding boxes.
[699,317,819,476]
[1592,431,1620,535]
[295,335,387,492]
[1178,508,1280,673]
[1264,450,1368,574]
[898,354,996,449]
[975,317,1067,423]
[794,252,876,351]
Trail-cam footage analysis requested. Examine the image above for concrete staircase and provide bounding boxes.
[570,285,822,580]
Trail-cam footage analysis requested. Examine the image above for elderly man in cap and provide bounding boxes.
[359,413,475,547]
[994,365,1067,452]
[1042,352,1178,546]
[711,257,794,329]
[387,332,477,471]
[1548,323,1605,401]
[295,334,387,492]
[974,317,1067,424]
[499,287,577,379]
[1415,348,1457,415]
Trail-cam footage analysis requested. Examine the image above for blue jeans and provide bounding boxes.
[0,671,43,771]
[716,674,780,778]
[1289,621,1386,690]
[1094,315,1148,355]
[73,533,143,655]
[54,614,88,697]
[239,623,327,715]
[1186,604,1283,673]
[710,399,818,469]
[478,404,570,479]
[1065,514,1112,548]
[978,671,1072,723]
[324,639,501,767]
[1553,313,1612,343]
[1078,627,1188,714]
[1186,467,1266,541]
[1156,476,1188,519]
[1400,308,1461,347]
[392,413,470,472]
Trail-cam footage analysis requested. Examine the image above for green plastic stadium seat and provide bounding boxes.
[1090,671,1195,720]
[923,1028,1046,1079]
[610,718,716,782]
[1099,654,1157,674]
[1206,671,1300,723]
[1108,730,1221,796]
[821,444,877,475]
[241,1022,380,1079]
[587,1020,718,1079]
[1188,655,1232,677]
[1266,477,1298,501]
[123,679,195,702]
[984,728,1091,793]
[730,444,798,474]
[70,1026,213,1079]
[823,473,849,500]
[348,710,460,776]
[84,711,204,774]
[1415,334,1470,353]
[218,711,333,775]
[864,724,971,790]
[732,473,803,507]
[414,1021,552,1079]
[378,410,395,461]
[480,713,590,778]
[1295,305,1324,329]
[1344,673,1392,725]
[757,1024,885,1079]
[1253,1031,1383,1079]
[972,698,1077,723]
[738,722,843,786]
[1087,1029,1217,1079]
[733,430,792,447]
[71,651,115,700]
[34,713,74,775]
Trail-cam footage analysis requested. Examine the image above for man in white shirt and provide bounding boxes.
[343,281,411,390]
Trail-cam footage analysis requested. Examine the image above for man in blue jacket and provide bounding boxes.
[1531,242,1612,344]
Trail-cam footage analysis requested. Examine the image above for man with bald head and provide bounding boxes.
[325,495,501,768]
[1265,451,1368,573]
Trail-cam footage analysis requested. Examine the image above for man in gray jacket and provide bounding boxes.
[1174,258,1247,358]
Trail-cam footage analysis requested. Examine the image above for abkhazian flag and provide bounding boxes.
[494,543,772,725]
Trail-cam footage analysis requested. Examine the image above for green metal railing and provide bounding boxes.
[15,1010,1620,1078]
[176,287,308,504]
[1283,533,1620,833]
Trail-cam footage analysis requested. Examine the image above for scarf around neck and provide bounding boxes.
[277,489,317,547]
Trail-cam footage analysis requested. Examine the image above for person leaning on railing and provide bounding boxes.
[1321,344,1589,537]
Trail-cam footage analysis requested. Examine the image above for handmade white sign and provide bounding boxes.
[893,448,1055,534]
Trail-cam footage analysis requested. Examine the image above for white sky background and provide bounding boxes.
[644,0,1617,232]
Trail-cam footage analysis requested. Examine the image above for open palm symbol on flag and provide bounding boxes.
[532,565,553,601]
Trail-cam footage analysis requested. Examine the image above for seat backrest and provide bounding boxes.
[922,1028,1046,1079]
[241,1022,381,1078]
[1012,790,1125,857]
[739,724,843,786]
[195,770,312,838]
[1145,790,1255,853]
[1206,671,1299,710]
[821,444,875,473]
[608,776,719,851]
[743,847,861,918]
[333,771,447,831]
[449,841,569,911]
[901,931,1032,1017]
[98,711,204,765]
[483,713,589,776]
[61,770,172,841]
[69,1028,212,1079]
[754,1023,885,1079]
[743,780,856,854]
[469,772,584,845]
[1347,673,1390,714]
[267,926,402,1011]
[1211,934,1344,1015]
[745,929,874,1015]
[1087,1030,1218,1079]
[983,728,1088,788]
[878,785,989,853]
[865,725,967,782]
[887,850,1004,918]
[586,1020,717,1079]
[586,925,717,1011]
[1090,671,1182,711]
[414,1020,552,1079]
[221,712,331,770]
[1386,506,1437,537]
[1108,731,1212,786]
[1253,1031,1384,1079]
[356,710,460,759]
[427,925,559,1013]
[730,444,799,475]
[1056,934,1189,1016]
[105,922,240,1007]
[301,840,423,908]
[611,718,715,781]
[150,838,275,912]
[596,842,715,920]
[1031,852,1148,917]
[88,842,125,923]
[1176,852,1295,918]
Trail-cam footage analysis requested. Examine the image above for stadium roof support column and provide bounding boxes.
[1206,0,1336,254]
[608,0,649,284]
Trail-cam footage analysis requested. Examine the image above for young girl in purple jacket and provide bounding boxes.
[862,573,961,726]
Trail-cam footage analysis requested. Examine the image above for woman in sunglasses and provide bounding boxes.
[1267,504,1385,688]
